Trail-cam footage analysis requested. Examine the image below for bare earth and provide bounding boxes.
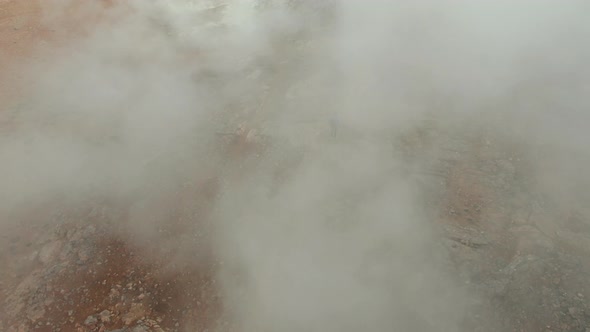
[1,1,590,332]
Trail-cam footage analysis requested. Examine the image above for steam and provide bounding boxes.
[2,0,590,331]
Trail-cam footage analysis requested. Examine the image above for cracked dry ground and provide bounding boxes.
[421,127,590,332]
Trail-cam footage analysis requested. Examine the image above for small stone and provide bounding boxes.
[99,310,111,323]
[123,303,146,325]
[84,315,98,326]
[109,288,120,300]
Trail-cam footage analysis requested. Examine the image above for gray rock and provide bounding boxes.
[84,315,98,326]
[99,309,112,323]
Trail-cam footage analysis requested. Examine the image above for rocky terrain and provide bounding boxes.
[3,115,590,332]
[1,1,590,331]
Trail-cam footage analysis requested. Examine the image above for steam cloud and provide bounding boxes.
[2,0,590,331]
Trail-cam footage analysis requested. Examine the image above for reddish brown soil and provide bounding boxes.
[0,3,227,331]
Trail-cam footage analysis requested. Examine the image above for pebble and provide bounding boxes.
[99,310,112,323]
[123,303,146,325]
[130,326,149,332]
[84,315,98,326]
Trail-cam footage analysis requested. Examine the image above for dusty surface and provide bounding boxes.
[0,0,45,103]
[0,1,222,331]
[1,1,590,332]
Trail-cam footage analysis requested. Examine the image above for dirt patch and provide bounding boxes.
[2,219,223,332]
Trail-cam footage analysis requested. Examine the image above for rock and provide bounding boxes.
[84,315,98,326]
[568,307,582,319]
[39,241,63,265]
[99,310,111,323]
[123,303,147,325]
[109,288,120,300]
